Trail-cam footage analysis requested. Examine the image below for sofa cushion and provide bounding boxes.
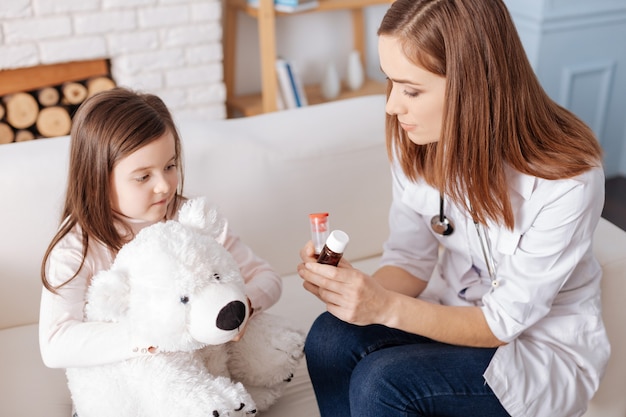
[177,97,390,278]
[0,137,69,329]
[583,218,626,417]
[0,324,72,417]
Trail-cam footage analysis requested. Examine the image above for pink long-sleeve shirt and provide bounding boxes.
[39,216,282,369]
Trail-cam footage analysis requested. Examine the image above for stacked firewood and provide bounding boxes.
[0,76,115,144]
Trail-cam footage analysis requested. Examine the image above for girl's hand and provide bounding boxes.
[297,242,392,326]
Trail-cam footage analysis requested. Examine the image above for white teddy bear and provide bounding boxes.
[65,197,305,417]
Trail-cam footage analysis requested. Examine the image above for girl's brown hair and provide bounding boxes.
[378,0,602,229]
[41,87,185,292]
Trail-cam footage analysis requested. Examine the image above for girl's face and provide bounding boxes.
[378,35,447,145]
[110,131,178,222]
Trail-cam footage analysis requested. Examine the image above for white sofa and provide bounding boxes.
[0,95,625,417]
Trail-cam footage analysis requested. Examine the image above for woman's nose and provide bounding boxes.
[385,84,402,116]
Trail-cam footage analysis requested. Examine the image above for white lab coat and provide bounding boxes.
[380,162,610,417]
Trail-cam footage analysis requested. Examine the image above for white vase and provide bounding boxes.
[321,61,341,100]
[346,50,365,91]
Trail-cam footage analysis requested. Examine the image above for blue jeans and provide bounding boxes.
[305,312,510,417]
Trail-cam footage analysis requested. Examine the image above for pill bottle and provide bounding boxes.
[317,230,350,266]
[309,212,330,256]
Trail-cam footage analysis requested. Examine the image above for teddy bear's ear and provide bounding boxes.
[85,269,130,322]
[178,197,227,244]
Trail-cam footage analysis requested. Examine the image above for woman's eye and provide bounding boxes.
[165,163,176,171]
[135,174,149,182]
[403,89,420,98]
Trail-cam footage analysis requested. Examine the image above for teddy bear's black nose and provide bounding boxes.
[216,300,246,331]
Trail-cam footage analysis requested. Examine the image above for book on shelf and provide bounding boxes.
[286,60,308,107]
[275,59,296,109]
[247,0,319,13]
[275,58,308,109]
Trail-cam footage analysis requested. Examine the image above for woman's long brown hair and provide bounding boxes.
[41,88,185,293]
[378,0,602,229]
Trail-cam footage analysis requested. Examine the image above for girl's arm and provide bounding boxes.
[39,233,152,369]
[39,290,140,368]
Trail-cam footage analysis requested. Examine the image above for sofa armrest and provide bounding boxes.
[584,217,626,417]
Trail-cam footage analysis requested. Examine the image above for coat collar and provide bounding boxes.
[505,164,536,201]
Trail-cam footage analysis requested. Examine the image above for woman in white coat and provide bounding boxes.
[297,0,609,416]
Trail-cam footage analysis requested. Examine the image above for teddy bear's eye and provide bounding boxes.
[180,296,189,304]
[213,273,221,280]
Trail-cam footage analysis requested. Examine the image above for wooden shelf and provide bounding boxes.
[230,0,391,16]
[223,0,392,118]
[228,78,386,117]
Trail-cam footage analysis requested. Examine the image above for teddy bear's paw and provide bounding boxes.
[208,405,256,417]
[217,379,257,416]
[227,313,305,388]
[235,401,258,415]
[275,326,306,361]
[242,385,285,412]
[192,397,238,417]
[189,377,256,417]
[210,402,257,417]
[203,400,256,417]
[261,324,306,382]
[233,401,257,416]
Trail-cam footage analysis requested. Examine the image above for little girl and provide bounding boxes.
[39,87,282,368]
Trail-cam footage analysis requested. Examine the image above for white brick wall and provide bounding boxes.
[0,0,226,121]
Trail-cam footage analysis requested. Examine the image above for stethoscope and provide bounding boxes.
[431,195,498,288]
[430,194,455,236]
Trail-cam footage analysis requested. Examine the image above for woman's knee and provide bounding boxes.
[348,351,408,416]
[305,312,348,360]
[351,350,399,391]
